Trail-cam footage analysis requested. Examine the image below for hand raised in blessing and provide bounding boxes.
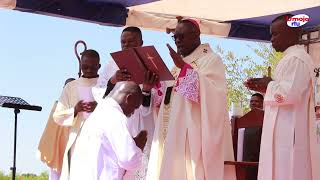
[167,44,186,69]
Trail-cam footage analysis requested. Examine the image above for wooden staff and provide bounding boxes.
[74,40,87,78]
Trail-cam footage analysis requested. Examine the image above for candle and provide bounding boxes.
[231,102,243,117]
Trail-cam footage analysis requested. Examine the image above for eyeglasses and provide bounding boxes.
[171,32,199,41]
[171,34,184,41]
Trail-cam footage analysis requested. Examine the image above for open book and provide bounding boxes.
[111,46,174,84]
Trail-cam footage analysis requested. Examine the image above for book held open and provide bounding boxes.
[111,46,174,84]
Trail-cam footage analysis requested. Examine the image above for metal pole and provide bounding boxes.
[11,108,20,180]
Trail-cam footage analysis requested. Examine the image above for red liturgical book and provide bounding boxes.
[111,46,174,84]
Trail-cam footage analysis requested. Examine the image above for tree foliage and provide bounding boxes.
[215,42,282,112]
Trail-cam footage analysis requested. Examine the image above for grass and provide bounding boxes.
[0,171,48,180]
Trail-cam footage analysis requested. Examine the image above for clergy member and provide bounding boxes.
[94,26,158,180]
[53,49,101,180]
[38,78,75,180]
[147,19,236,180]
[245,14,320,180]
[68,81,146,180]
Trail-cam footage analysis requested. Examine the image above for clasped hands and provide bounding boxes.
[244,76,273,93]
[74,100,97,116]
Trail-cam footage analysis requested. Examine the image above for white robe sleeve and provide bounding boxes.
[139,103,155,138]
[141,94,155,117]
[265,57,311,106]
[126,103,154,140]
[153,82,166,108]
[197,55,227,179]
[93,60,120,100]
[53,85,76,126]
[97,60,119,88]
[106,116,143,171]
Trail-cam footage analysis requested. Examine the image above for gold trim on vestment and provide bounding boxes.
[161,62,198,142]
[162,66,179,142]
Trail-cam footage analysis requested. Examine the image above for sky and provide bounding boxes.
[0,8,264,175]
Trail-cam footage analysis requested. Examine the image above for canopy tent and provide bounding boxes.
[128,0,320,41]
[227,6,320,41]
[1,0,320,41]
[2,1,320,175]
[1,0,320,65]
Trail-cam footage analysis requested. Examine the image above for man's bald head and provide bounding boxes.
[110,81,143,117]
[111,81,142,98]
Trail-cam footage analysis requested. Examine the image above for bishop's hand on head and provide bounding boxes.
[142,70,159,92]
[110,69,132,84]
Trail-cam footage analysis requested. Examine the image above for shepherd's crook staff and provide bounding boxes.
[74,40,87,78]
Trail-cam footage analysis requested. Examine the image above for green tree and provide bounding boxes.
[249,42,283,75]
[215,42,282,112]
[0,171,49,180]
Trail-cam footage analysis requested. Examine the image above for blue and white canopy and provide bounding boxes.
[1,0,320,41]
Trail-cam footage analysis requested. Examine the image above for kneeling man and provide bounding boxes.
[69,81,147,180]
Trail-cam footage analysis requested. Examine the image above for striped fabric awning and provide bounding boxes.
[1,0,320,41]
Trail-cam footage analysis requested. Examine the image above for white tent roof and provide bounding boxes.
[0,0,16,9]
[129,0,320,21]
[2,0,320,38]
[126,0,320,37]
[126,9,231,37]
